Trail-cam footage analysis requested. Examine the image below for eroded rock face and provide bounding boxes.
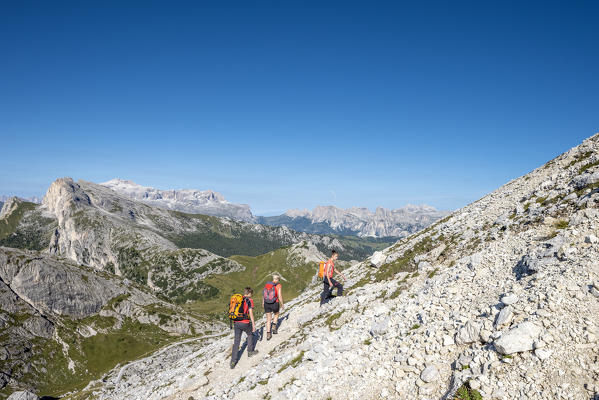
[0,247,124,318]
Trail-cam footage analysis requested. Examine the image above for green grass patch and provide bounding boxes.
[427,268,439,279]
[184,246,323,320]
[0,200,57,250]
[410,323,420,330]
[325,312,343,331]
[554,220,569,229]
[575,181,599,197]
[387,287,403,299]
[363,338,372,345]
[373,236,436,282]
[277,351,305,373]
[31,318,180,398]
[454,382,482,400]
[0,200,38,238]
[579,160,599,174]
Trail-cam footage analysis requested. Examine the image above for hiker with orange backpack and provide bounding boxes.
[320,249,346,305]
[262,274,284,340]
[229,287,258,369]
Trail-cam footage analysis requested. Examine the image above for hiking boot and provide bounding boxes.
[248,350,259,357]
[267,331,272,341]
[272,324,278,334]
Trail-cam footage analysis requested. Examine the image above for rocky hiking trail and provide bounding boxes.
[169,305,315,400]
[71,133,599,400]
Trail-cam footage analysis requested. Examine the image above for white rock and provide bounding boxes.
[494,306,513,327]
[443,335,455,346]
[500,294,519,305]
[370,251,387,268]
[494,322,543,355]
[455,321,481,345]
[420,365,439,383]
[535,348,553,361]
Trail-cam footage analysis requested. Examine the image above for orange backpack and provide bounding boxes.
[317,261,326,279]
[228,294,249,327]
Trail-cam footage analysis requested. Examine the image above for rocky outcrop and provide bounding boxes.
[0,247,125,318]
[102,178,255,221]
[0,247,220,396]
[0,197,21,219]
[83,133,599,400]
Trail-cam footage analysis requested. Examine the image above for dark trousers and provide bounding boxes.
[320,277,343,305]
[231,322,255,363]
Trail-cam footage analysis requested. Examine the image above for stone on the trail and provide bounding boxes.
[585,234,598,244]
[455,321,481,345]
[495,305,513,327]
[494,322,543,355]
[442,335,455,346]
[500,294,519,305]
[420,365,439,383]
[535,348,553,361]
[370,317,390,337]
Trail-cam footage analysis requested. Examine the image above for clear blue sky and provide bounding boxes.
[1,1,597,215]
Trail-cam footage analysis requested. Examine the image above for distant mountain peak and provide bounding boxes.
[274,204,449,238]
[101,178,253,221]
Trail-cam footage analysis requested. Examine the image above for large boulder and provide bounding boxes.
[494,322,543,355]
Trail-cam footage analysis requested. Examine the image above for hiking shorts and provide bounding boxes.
[264,302,280,313]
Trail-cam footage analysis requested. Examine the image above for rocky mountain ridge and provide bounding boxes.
[101,178,446,239]
[0,247,221,398]
[0,196,41,205]
[3,178,381,306]
[102,179,254,221]
[259,204,450,238]
[72,133,599,400]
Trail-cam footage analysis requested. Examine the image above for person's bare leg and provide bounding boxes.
[272,311,279,334]
[266,312,272,340]
[266,312,272,333]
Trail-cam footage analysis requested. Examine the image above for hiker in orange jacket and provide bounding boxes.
[262,274,284,341]
[320,249,346,305]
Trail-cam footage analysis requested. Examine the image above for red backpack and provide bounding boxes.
[263,282,278,304]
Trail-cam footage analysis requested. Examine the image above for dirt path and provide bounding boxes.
[168,301,319,400]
